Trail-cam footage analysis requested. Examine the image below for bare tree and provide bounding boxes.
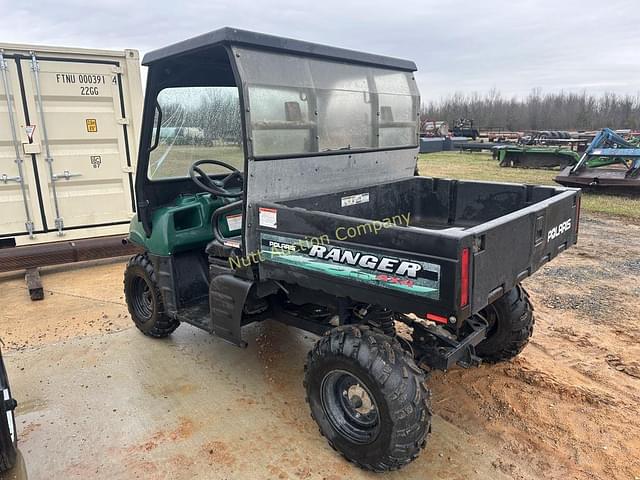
[422,90,640,131]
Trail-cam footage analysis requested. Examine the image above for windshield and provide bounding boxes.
[147,86,243,180]
[233,47,419,157]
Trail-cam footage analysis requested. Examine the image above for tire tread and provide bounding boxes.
[477,284,535,363]
[304,325,431,472]
[124,254,179,338]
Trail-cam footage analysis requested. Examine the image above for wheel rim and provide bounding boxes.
[320,370,380,445]
[130,276,154,321]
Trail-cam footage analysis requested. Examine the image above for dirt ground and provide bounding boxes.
[430,214,640,480]
[0,213,638,479]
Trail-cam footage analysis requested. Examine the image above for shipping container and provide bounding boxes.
[0,43,143,249]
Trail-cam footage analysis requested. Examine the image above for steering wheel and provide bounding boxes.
[188,159,243,198]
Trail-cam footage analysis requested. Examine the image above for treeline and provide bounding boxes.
[421,90,640,131]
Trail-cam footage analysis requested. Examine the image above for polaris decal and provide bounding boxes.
[547,218,572,242]
[260,233,440,299]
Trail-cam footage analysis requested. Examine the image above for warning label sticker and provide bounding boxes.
[341,192,370,207]
[259,207,277,229]
[86,119,98,133]
[25,125,36,142]
[226,214,242,231]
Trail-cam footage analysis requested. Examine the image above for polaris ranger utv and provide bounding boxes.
[124,28,581,471]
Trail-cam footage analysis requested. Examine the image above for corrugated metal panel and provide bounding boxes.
[0,43,143,246]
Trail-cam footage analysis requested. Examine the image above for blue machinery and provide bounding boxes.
[555,128,640,190]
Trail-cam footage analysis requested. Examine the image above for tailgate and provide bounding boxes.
[466,188,580,312]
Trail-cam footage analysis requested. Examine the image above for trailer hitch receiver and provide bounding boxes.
[400,314,488,371]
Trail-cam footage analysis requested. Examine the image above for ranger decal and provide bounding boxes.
[307,245,422,278]
[260,233,441,299]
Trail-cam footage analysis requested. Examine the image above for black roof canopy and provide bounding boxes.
[142,27,417,72]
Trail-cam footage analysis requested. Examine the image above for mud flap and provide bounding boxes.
[209,274,252,348]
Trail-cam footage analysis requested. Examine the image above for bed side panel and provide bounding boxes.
[469,191,579,311]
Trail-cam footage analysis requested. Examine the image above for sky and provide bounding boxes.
[1,0,639,102]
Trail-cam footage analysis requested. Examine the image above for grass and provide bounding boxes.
[145,145,639,220]
[417,152,640,221]
[149,144,244,179]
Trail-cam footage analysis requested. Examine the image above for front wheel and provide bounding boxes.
[475,284,534,363]
[304,325,431,472]
[124,254,179,338]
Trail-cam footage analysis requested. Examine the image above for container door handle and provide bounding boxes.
[1,174,22,184]
[52,170,82,181]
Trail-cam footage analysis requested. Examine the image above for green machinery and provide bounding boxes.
[495,144,581,169]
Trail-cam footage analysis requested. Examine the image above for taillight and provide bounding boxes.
[460,247,470,307]
[426,313,448,324]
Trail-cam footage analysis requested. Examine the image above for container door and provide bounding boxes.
[0,54,43,239]
[19,54,135,235]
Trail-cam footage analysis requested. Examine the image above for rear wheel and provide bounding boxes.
[476,284,534,363]
[304,325,431,472]
[0,351,17,472]
[124,254,179,338]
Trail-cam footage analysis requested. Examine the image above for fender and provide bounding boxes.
[209,274,254,348]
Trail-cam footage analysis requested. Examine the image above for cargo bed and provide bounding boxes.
[253,176,580,320]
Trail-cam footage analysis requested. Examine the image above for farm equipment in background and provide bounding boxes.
[494,130,593,169]
[458,140,507,153]
[555,128,640,192]
[483,127,522,143]
[520,130,573,143]
[421,119,449,137]
[494,144,580,169]
[451,118,479,139]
